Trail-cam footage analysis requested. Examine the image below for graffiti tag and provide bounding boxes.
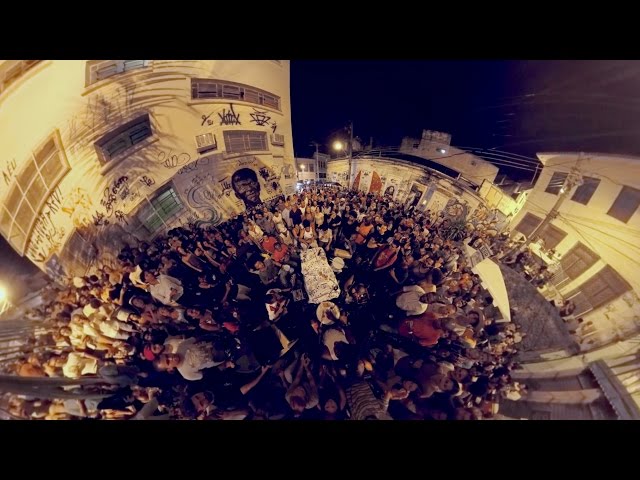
[219,104,241,126]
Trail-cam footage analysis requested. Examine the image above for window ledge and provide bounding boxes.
[82,66,161,96]
[99,137,159,175]
[0,60,53,105]
[187,99,281,114]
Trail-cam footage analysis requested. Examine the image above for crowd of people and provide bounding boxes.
[4,185,528,420]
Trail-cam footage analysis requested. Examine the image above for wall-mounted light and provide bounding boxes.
[436,147,447,154]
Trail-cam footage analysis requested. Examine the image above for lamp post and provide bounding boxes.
[332,121,353,188]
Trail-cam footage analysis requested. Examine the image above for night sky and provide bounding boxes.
[4,60,640,285]
[291,60,640,163]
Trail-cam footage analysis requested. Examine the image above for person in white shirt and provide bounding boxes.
[62,351,100,378]
[142,271,184,307]
[156,337,228,381]
[317,225,333,251]
[92,316,137,340]
[395,284,429,316]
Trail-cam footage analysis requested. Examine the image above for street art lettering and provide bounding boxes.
[201,112,214,126]
[101,188,117,217]
[61,188,94,228]
[45,187,63,214]
[2,158,17,185]
[177,162,199,175]
[111,176,129,195]
[139,175,156,187]
[271,122,277,133]
[26,190,67,263]
[218,178,233,198]
[92,211,109,227]
[250,109,271,126]
[219,104,241,126]
[114,210,128,225]
[157,150,192,169]
[100,176,129,216]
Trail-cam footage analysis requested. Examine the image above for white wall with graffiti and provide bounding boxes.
[327,156,511,236]
[0,60,296,276]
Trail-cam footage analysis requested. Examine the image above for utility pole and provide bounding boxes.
[310,141,320,183]
[514,155,584,255]
[347,121,353,188]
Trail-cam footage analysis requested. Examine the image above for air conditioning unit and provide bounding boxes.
[195,133,218,153]
[270,133,285,146]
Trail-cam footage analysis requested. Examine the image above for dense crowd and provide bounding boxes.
[5,185,528,420]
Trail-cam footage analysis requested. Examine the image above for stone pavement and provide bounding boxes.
[498,264,578,359]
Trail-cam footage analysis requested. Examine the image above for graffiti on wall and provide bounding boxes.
[177,156,211,175]
[250,109,271,126]
[200,112,215,126]
[406,183,425,208]
[44,254,67,283]
[61,187,94,228]
[219,104,241,126]
[157,150,192,169]
[26,188,66,263]
[100,176,129,217]
[280,164,294,180]
[139,175,156,187]
[2,158,17,185]
[82,84,137,132]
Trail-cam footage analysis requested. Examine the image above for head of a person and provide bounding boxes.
[154,353,181,371]
[232,168,261,205]
[254,259,265,271]
[289,396,307,414]
[142,270,157,285]
[322,397,339,415]
[191,391,214,414]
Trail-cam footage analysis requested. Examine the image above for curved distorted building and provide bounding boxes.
[0,60,295,276]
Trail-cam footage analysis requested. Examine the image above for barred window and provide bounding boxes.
[560,242,600,281]
[137,185,184,237]
[1,133,69,254]
[95,114,152,163]
[566,265,631,316]
[223,130,268,153]
[191,78,281,111]
[86,60,150,86]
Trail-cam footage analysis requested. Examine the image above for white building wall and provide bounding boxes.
[507,153,640,348]
[400,130,499,185]
[0,60,295,274]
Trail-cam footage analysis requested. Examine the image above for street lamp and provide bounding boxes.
[332,122,353,188]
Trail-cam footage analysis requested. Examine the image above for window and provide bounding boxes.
[560,242,600,281]
[191,78,281,110]
[308,164,315,173]
[319,173,327,179]
[137,185,184,236]
[1,133,69,254]
[223,130,268,153]
[571,176,600,205]
[86,60,150,86]
[566,265,631,316]
[0,60,42,95]
[95,114,152,163]
[514,212,542,238]
[541,223,567,250]
[545,172,569,195]
[607,185,640,223]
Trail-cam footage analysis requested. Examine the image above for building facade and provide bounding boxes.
[400,129,499,186]
[508,152,640,351]
[0,60,296,276]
